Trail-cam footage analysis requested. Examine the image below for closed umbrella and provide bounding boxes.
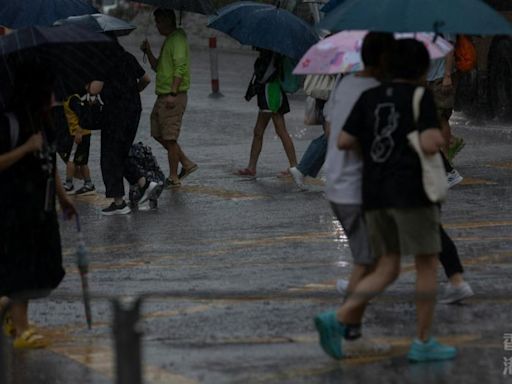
[208,1,319,60]
[294,31,453,75]
[54,13,137,36]
[0,0,97,29]
[75,215,92,329]
[317,0,512,35]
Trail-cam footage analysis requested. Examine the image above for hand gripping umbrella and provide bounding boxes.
[75,215,92,329]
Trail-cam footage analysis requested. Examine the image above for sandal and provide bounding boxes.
[178,163,198,180]
[3,311,15,338]
[13,328,50,349]
[235,168,256,176]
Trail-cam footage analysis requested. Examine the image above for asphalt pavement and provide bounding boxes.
[3,40,512,384]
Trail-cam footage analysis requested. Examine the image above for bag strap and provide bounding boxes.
[5,113,19,149]
[412,87,425,123]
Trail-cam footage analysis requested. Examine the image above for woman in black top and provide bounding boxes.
[0,60,76,349]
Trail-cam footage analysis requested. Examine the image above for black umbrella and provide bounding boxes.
[0,24,121,108]
[54,13,137,36]
[0,0,97,28]
[127,0,217,15]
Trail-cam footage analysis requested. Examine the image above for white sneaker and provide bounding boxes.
[138,201,151,211]
[336,279,349,296]
[439,282,474,304]
[447,169,463,188]
[139,181,158,205]
[289,167,305,190]
[344,336,391,358]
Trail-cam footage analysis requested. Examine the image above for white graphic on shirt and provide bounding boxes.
[371,103,400,163]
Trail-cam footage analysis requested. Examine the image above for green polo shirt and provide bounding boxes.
[156,28,190,95]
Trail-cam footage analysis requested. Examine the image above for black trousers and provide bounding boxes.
[439,225,464,278]
[100,111,141,198]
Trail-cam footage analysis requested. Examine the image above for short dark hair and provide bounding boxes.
[361,32,395,68]
[389,39,430,80]
[153,8,176,27]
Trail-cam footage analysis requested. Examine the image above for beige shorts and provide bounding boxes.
[150,93,187,141]
[365,206,441,257]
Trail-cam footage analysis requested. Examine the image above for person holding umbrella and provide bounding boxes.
[236,48,298,177]
[140,8,198,188]
[0,60,77,349]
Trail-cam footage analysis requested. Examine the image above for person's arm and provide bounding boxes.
[419,129,445,155]
[141,39,158,71]
[442,51,454,91]
[0,133,42,172]
[55,172,77,220]
[164,37,188,108]
[138,73,151,92]
[338,131,358,150]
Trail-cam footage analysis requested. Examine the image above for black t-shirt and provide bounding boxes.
[343,82,440,210]
[100,51,145,118]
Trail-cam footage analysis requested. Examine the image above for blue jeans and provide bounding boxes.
[297,134,327,178]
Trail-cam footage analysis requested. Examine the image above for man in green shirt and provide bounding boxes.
[141,8,197,188]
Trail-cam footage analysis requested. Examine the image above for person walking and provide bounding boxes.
[0,61,77,349]
[236,49,298,177]
[141,8,198,189]
[90,35,151,215]
[315,39,457,362]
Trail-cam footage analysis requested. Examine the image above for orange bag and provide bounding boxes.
[455,35,477,72]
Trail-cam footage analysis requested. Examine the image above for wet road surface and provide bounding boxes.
[3,38,512,384]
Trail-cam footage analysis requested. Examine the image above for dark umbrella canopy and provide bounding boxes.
[0,0,97,28]
[318,0,512,35]
[128,0,217,15]
[320,0,346,13]
[208,1,319,60]
[54,13,137,36]
[0,25,121,108]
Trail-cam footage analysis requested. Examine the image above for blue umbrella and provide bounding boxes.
[317,0,512,35]
[54,13,137,36]
[320,0,346,13]
[0,0,97,29]
[208,1,319,60]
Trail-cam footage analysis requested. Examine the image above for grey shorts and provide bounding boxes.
[365,206,441,257]
[330,203,376,266]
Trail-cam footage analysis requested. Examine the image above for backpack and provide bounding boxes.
[279,56,301,94]
[454,35,477,72]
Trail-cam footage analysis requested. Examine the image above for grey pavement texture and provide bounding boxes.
[4,32,512,384]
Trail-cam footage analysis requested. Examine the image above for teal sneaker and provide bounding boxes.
[407,338,457,362]
[314,311,345,359]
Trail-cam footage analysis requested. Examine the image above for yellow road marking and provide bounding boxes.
[488,161,512,170]
[459,177,497,186]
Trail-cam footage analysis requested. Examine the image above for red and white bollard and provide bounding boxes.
[208,36,224,98]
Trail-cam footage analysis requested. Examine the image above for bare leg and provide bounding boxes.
[346,264,374,296]
[247,112,272,171]
[10,300,29,336]
[66,161,75,180]
[176,142,195,169]
[82,165,91,180]
[271,113,297,167]
[338,253,400,324]
[165,140,180,181]
[415,254,438,341]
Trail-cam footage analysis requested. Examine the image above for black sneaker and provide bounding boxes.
[101,201,131,216]
[75,184,96,196]
[64,182,75,195]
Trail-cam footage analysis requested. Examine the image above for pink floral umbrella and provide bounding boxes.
[293,31,453,75]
